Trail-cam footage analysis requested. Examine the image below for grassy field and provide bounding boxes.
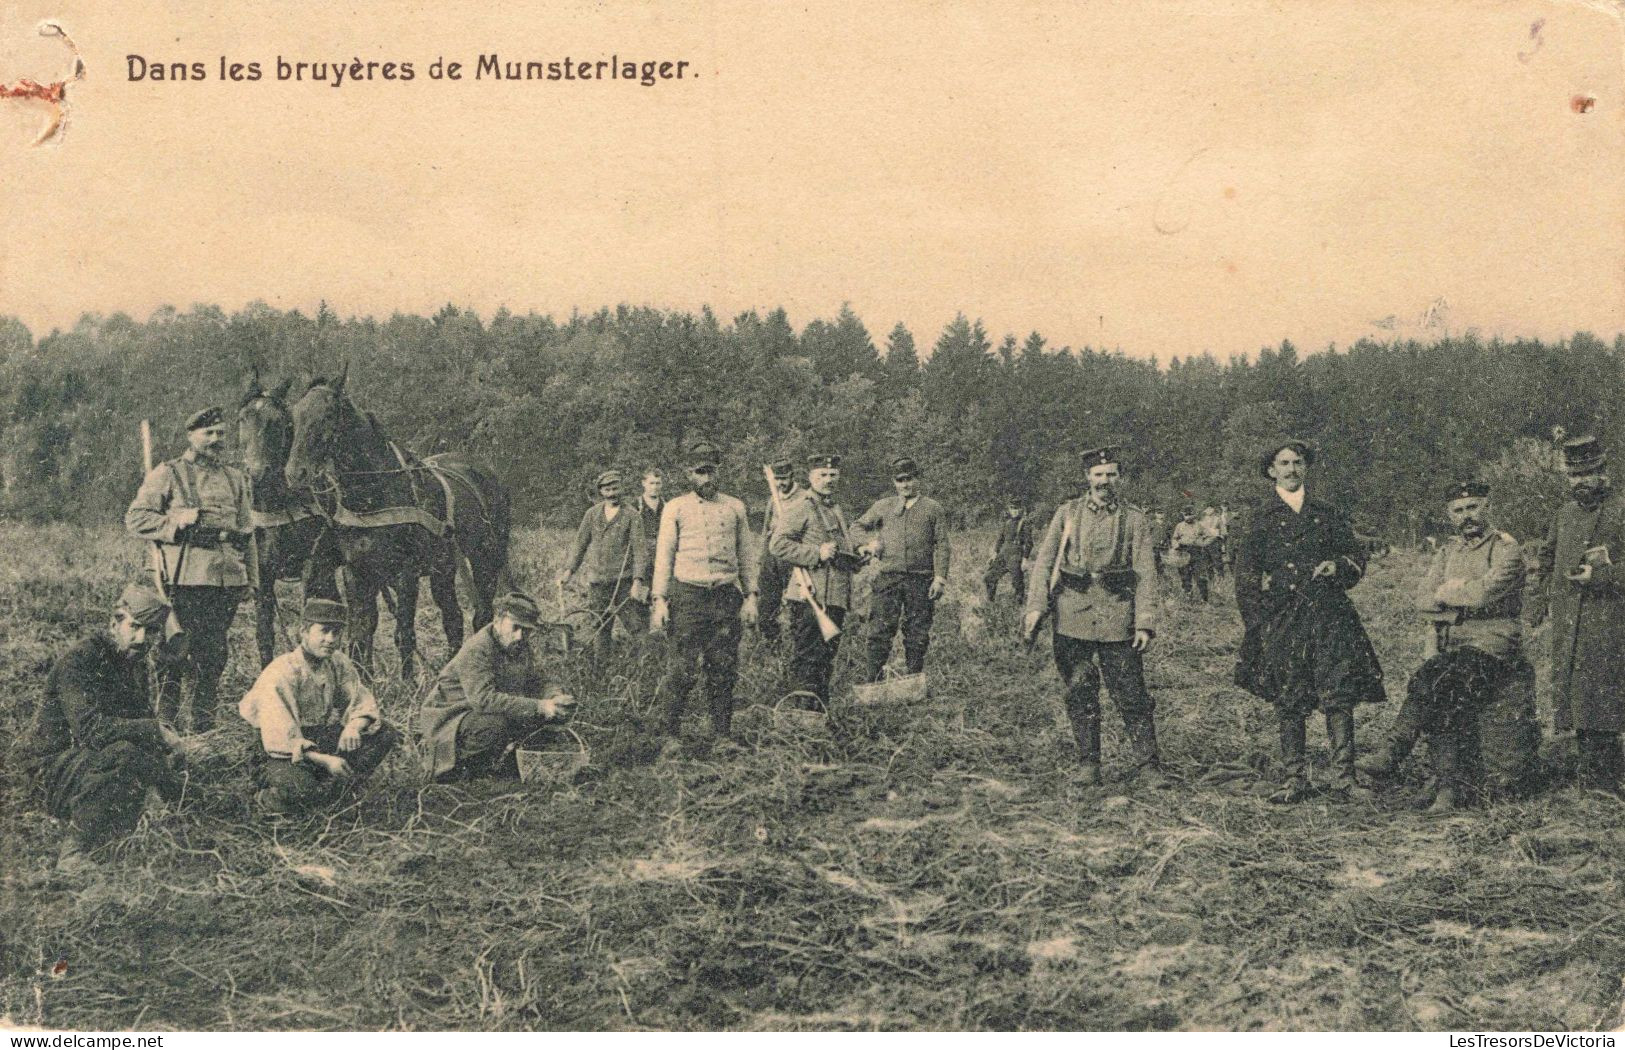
[2,521,1623,1032]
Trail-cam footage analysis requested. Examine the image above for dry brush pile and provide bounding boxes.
[1,523,1622,1031]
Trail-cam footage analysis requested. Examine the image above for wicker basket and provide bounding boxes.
[852,670,927,706]
[514,726,589,784]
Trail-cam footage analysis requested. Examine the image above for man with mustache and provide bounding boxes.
[1023,446,1166,788]
[22,585,189,873]
[1234,439,1385,803]
[239,598,400,815]
[125,405,257,733]
[1533,435,1625,794]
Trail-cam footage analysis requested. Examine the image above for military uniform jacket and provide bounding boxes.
[21,632,167,772]
[770,492,857,610]
[419,624,561,778]
[125,449,256,588]
[754,483,802,589]
[992,513,1033,566]
[853,494,951,577]
[1023,498,1158,642]
[1233,491,1385,711]
[1539,489,1625,733]
[1416,530,1525,662]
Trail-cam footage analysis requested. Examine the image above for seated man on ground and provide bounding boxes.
[23,584,189,873]
[239,598,400,814]
[419,591,576,782]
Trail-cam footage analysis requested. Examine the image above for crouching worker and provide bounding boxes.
[239,598,400,815]
[23,584,188,873]
[420,591,576,782]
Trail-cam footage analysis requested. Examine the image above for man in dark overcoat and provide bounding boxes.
[1233,439,1385,803]
[1533,435,1625,793]
[984,498,1034,603]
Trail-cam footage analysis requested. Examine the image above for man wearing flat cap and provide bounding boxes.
[771,453,861,709]
[1023,446,1166,787]
[1378,481,1534,812]
[1233,439,1384,803]
[21,584,190,873]
[125,405,256,733]
[560,469,649,664]
[420,591,576,781]
[984,498,1034,603]
[754,457,803,643]
[239,598,400,815]
[1531,435,1625,793]
[651,439,759,743]
[854,456,951,681]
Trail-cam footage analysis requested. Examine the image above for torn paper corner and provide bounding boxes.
[0,19,85,148]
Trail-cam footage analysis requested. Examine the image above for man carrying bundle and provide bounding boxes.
[22,584,189,874]
[560,469,649,663]
[854,455,951,682]
[1022,446,1166,788]
[771,453,861,710]
[239,599,400,815]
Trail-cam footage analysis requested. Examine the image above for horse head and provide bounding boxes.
[284,367,349,489]
[238,371,296,497]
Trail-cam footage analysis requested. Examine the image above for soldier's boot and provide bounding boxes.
[1269,716,1311,804]
[1419,731,1463,813]
[1070,709,1102,785]
[1323,709,1371,802]
[1127,716,1172,789]
[1359,695,1425,778]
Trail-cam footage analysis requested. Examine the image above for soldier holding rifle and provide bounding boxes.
[770,454,860,711]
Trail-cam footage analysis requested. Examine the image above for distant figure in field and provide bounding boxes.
[1532,436,1625,794]
[1201,504,1228,577]
[854,455,951,682]
[1169,505,1212,602]
[22,585,189,874]
[1378,482,1536,811]
[125,405,257,733]
[770,453,861,711]
[651,439,759,746]
[559,470,648,664]
[1233,439,1385,804]
[754,458,802,643]
[1023,446,1166,788]
[239,599,400,815]
[420,591,576,782]
[985,497,1034,603]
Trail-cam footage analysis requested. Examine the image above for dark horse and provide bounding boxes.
[237,370,329,666]
[284,368,512,675]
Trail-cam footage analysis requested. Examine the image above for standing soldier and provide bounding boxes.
[985,497,1034,603]
[1022,446,1166,788]
[755,458,802,643]
[1533,436,1625,794]
[559,470,649,664]
[630,467,666,634]
[1170,506,1212,602]
[650,439,759,744]
[1234,439,1385,803]
[125,406,256,734]
[854,455,951,681]
[770,454,860,710]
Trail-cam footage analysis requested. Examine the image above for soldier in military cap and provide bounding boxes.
[560,468,649,664]
[985,497,1034,603]
[755,457,802,642]
[239,598,401,815]
[419,591,577,781]
[125,405,257,734]
[1023,446,1167,787]
[21,584,190,873]
[854,455,951,681]
[1387,481,1534,811]
[1233,439,1385,803]
[1532,435,1625,794]
[650,439,759,744]
[770,453,861,709]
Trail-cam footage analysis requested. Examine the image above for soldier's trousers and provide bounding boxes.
[1178,550,1211,601]
[254,722,401,812]
[983,559,1025,603]
[757,554,792,641]
[659,582,743,735]
[587,577,645,662]
[1052,636,1160,768]
[42,741,181,849]
[157,585,244,733]
[789,600,848,710]
[436,711,552,782]
[866,572,934,681]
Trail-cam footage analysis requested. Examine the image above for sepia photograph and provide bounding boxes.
[2,0,1624,1034]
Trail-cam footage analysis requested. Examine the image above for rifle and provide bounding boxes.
[763,465,840,642]
[1024,508,1074,650]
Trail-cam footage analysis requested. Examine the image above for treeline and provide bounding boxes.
[0,302,1620,543]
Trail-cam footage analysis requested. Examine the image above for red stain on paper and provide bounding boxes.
[1,21,84,146]
[1571,95,1595,114]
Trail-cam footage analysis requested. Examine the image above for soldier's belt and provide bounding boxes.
[1057,567,1137,597]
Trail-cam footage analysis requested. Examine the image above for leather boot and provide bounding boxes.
[1128,716,1172,789]
[1423,731,1460,814]
[1324,708,1364,799]
[1357,696,1422,778]
[1270,715,1311,803]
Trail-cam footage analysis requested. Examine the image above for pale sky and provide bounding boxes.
[2,0,1622,360]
